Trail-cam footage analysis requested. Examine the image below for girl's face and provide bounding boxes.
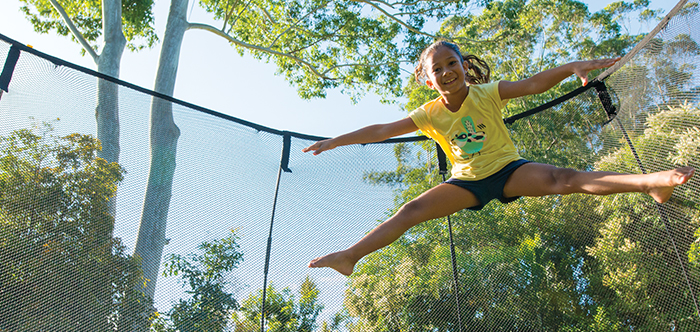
[424,46,469,96]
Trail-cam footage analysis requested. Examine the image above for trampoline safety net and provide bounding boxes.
[1,0,700,331]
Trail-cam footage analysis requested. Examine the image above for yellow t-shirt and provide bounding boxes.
[408,81,521,180]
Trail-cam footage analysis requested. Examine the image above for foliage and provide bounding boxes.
[152,230,244,332]
[589,103,700,330]
[19,0,157,51]
[0,122,152,332]
[342,1,700,331]
[190,0,479,101]
[232,276,324,332]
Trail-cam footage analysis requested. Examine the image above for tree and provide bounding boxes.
[152,230,244,332]
[17,0,159,235]
[588,103,700,330]
[233,276,324,332]
[0,122,152,331]
[18,0,157,164]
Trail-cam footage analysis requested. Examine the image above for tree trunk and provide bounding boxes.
[133,0,187,301]
[95,0,125,165]
[96,0,125,220]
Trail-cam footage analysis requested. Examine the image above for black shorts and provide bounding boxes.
[445,159,531,211]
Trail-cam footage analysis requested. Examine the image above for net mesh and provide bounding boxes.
[1,0,700,331]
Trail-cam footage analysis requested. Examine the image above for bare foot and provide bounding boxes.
[308,250,356,276]
[647,167,695,204]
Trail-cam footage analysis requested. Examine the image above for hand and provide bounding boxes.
[302,139,336,155]
[572,57,621,86]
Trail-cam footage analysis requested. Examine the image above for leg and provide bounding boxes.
[309,183,479,276]
[503,162,694,203]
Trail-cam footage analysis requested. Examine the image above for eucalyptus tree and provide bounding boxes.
[17,0,158,229]
[134,0,480,301]
[18,0,157,164]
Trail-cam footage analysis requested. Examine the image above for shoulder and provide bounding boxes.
[470,81,500,95]
[410,96,443,116]
[422,96,444,110]
[409,96,443,129]
[471,81,507,108]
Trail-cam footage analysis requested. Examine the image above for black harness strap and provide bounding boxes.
[1,44,21,94]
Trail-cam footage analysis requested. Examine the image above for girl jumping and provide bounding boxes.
[302,40,695,276]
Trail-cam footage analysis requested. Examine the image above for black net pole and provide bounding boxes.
[436,143,465,332]
[260,164,282,332]
[260,133,293,332]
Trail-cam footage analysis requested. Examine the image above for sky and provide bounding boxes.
[0,0,678,139]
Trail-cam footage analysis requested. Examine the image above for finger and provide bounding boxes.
[302,144,318,153]
[599,57,620,68]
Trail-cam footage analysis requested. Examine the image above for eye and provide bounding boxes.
[449,60,457,66]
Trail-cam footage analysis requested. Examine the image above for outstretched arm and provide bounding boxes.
[499,58,620,100]
[302,117,418,155]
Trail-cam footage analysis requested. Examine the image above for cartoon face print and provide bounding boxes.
[451,116,486,158]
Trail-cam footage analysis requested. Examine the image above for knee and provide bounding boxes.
[399,199,425,216]
[549,167,579,194]
[396,199,429,226]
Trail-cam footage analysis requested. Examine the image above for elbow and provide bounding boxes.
[373,125,395,142]
[526,82,550,96]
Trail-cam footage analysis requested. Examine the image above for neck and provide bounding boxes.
[441,86,469,112]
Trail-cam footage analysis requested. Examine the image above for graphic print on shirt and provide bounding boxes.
[451,116,486,159]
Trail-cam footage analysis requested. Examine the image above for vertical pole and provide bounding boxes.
[260,165,283,332]
[260,133,292,332]
[436,142,465,332]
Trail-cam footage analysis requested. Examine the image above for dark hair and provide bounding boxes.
[414,40,491,85]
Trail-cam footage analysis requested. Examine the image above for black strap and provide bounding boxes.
[0,45,21,93]
[280,132,292,173]
[436,142,448,175]
[593,82,618,125]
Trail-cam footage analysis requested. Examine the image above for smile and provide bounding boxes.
[444,77,457,85]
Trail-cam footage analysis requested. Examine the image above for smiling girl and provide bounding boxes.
[302,40,695,276]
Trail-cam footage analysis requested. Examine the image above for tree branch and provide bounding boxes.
[322,60,411,76]
[47,0,99,62]
[230,0,255,30]
[187,22,335,80]
[221,0,241,32]
[260,6,277,24]
[352,0,483,43]
[268,0,332,49]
